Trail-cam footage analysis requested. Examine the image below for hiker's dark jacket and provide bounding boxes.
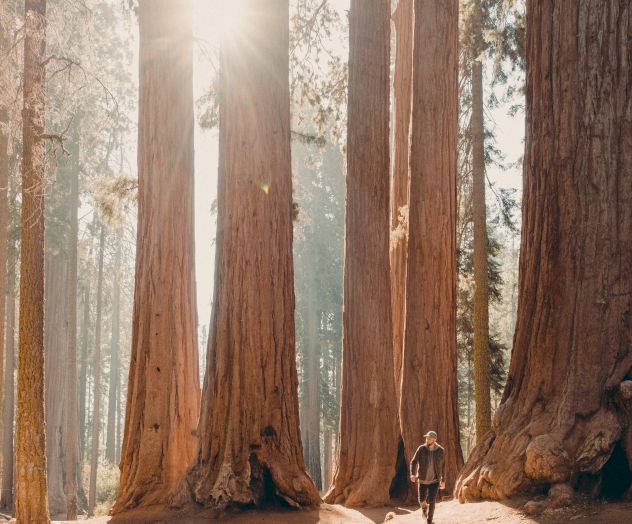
[410,443,445,482]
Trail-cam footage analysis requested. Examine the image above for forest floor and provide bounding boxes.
[16,497,629,524]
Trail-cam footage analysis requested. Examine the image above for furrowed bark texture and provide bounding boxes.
[456,0,632,501]
[400,0,463,492]
[16,1,51,521]
[324,0,400,507]
[114,0,200,511]
[187,0,319,510]
[390,0,413,402]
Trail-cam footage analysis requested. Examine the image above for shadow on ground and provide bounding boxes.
[40,497,632,523]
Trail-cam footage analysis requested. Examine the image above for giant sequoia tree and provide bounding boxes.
[324,0,400,507]
[456,0,632,502]
[390,0,413,400]
[16,0,51,521]
[114,0,200,511]
[400,0,463,491]
[186,0,319,509]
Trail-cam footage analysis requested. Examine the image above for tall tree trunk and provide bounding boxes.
[88,224,105,515]
[390,0,413,401]
[114,0,201,511]
[115,381,122,465]
[400,0,463,491]
[44,251,68,516]
[186,0,319,510]
[78,281,90,462]
[64,129,80,519]
[0,0,12,456]
[456,0,632,502]
[0,108,8,454]
[466,353,473,458]
[16,1,51,521]
[323,429,333,491]
[470,0,491,443]
[105,233,121,465]
[1,244,16,510]
[303,276,322,491]
[324,0,400,507]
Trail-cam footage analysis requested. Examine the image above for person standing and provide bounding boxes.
[410,431,445,524]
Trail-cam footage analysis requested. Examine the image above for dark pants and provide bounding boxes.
[418,481,439,522]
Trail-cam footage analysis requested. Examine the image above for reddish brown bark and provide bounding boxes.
[390,0,413,401]
[324,0,400,507]
[16,1,51,521]
[456,0,632,502]
[400,0,463,492]
[186,0,319,510]
[114,0,200,511]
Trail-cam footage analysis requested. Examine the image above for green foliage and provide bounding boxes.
[461,0,525,82]
[197,0,348,142]
[290,0,347,141]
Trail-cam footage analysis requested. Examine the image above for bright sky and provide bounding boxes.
[189,0,525,332]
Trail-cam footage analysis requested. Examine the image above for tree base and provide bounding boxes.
[455,381,632,503]
[186,450,321,511]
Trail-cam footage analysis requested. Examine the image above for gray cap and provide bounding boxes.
[424,431,437,439]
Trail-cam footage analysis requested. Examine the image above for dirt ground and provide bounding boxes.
[34,498,632,524]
